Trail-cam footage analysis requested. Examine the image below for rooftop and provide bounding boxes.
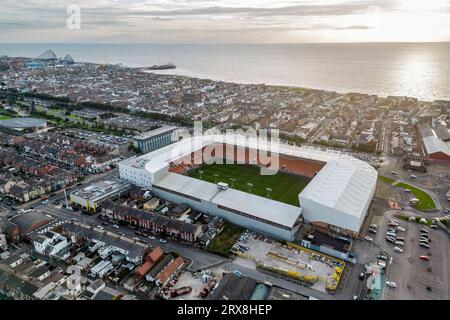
[133,126,178,141]
[155,173,302,229]
[70,179,131,201]
[423,135,450,156]
[0,117,47,129]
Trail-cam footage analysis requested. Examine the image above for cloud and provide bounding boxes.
[0,0,449,43]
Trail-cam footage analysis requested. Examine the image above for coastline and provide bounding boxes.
[2,42,450,102]
[140,68,438,104]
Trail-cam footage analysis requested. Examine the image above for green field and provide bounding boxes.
[188,163,311,206]
[0,115,11,120]
[395,182,436,211]
[378,175,396,185]
[207,222,244,257]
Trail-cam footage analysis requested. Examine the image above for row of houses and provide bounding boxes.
[133,246,185,288]
[0,149,77,202]
[13,136,120,173]
[101,201,202,244]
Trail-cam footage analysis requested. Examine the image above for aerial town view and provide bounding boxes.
[0,0,450,310]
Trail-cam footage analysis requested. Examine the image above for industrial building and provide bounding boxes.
[133,126,177,154]
[69,180,131,212]
[418,124,450,164]
[118,134,377,241]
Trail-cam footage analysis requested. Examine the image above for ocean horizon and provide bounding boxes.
[1,42,450,101]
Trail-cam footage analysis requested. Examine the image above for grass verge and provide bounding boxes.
[395,182,436,211]
[207,222,244,257]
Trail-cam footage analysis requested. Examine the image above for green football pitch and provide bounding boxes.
[187,163,311,206]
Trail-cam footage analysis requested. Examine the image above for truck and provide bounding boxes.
[170,286,192,298]
[200,278,217,298]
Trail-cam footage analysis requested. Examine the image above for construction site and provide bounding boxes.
[232,235,345,293]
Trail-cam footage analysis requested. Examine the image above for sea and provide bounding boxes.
[1,42,450,101]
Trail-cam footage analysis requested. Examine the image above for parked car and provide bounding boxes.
[370,224,378,229]
[420,228,429,234]
[377,260,386,268]
[364,236,373,242]
[96,225,104,230]
[368,228,377,234]
[148,236,156,240]
[419,255,430,261]
[386,236,396,243]
[386,281,397,288]
[430,225,438,229]
[396,237,405,241]
[386,232,396,238]
[394,247,403,253]
[397,227,406,232]
[377,255,388,261]
[395,241,404,246]
[443,209,449,214]
[159,239,167,244]
[112,225,119,229]
[419,243,430,249]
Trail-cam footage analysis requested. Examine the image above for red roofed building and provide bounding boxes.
[134,246,164,280]
[155,257,185,287]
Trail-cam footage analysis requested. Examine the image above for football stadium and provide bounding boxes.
[118,134,377,241]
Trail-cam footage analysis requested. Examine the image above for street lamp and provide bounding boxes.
[213,174,219,183]
[199,170,204,179]
[266,187,272,199]
[247,182,253,193]
[229,178,236,188]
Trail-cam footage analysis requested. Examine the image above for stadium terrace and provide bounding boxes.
[118,134,377,241]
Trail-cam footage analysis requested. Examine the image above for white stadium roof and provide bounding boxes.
[121,133,377,233]
[298,159,377,219]
[156,173,302,228]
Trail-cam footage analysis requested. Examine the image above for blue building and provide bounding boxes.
[133,126,177,153]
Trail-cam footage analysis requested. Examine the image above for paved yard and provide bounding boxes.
[234,236,338,293]
[376,211,449,300]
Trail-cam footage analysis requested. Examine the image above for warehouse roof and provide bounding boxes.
[210,272,257,300]
[423,135,450,156]
[11,211,51,233]
[434,125,450,141]
[133,126,178,141]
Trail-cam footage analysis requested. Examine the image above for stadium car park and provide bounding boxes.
[358,210,450,300]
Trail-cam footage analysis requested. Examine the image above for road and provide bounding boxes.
[38,204,228,272]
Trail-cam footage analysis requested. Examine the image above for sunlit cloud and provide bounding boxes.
[0,0,449,43]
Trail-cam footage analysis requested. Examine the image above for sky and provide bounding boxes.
[1,0,450,43]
